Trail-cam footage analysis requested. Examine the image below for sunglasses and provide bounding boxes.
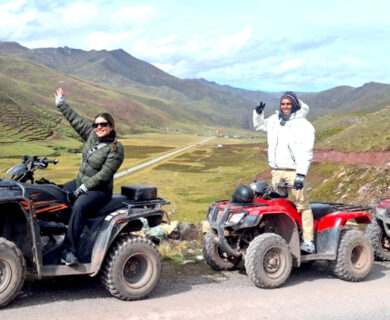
[92,122,110,128]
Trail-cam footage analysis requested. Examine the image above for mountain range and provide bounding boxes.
[0,40,390,147]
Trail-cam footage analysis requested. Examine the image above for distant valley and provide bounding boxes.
[1,40,390,152]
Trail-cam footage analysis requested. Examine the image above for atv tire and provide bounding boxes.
[101,235,161,301]
[202,230,241,271]
[245,233,292,288]
[366,218,390,261]
[0,237,25,308]
[330,229,373,282]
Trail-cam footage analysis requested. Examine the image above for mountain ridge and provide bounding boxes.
[1,41,390,148]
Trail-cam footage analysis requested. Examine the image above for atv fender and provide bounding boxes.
[317,212,371,232]
[0,198,41,277]
[88,208,166,276]
[314,227,340,259]
[259,213,301,267]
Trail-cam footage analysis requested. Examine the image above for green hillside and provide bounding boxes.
[315,106,390,152]
[0,52,263,137]
[303,82,390,116]
[0,42,283,129]
[2,41,390,155]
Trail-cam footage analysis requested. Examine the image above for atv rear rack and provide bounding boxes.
[319,202,372,212]
[124,198,170,208]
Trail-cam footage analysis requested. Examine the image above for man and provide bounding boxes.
[253,92,315,253]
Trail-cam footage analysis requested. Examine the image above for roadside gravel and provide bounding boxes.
[2,260,390,320]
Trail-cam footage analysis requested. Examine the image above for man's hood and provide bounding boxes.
[274,99,310,120]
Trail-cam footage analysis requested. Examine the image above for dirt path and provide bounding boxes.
[2,261,390,320]
[114,136,216,178]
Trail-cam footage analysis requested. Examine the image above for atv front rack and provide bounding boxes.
[207,202,268,258]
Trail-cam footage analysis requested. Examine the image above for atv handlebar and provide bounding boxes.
[21,156,58,167]
[42,158,58,164]
[252,181,295,200]
[6,156,59,183]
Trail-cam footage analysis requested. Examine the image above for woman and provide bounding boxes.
[53,88,124,265]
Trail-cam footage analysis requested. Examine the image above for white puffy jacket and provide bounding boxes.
[253,100,315,176]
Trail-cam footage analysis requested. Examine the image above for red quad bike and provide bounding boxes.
[203,181,374,288]
[366,199,390,260]
[0,156,170,308]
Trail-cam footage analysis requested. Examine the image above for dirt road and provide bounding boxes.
[114,136,216,178]
[2,261,390,320]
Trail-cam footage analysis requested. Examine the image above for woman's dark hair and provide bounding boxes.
[95,113,115,128]
[94,113,118,151]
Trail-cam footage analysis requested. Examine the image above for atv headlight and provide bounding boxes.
[376,207,387,219]
[229,212,246,224]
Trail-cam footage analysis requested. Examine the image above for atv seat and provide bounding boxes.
[310,202,334,220]
[94,194,128,216]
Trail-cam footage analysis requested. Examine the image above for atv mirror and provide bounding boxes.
[6,163,28,176]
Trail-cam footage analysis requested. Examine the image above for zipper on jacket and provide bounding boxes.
[287,145,296,163]
[274,135,279,168]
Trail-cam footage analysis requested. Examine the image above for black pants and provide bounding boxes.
[64,190,111,256]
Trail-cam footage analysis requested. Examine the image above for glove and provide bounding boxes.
[255,101,266,115]
[293,174,305,190]
[73,184,88,198]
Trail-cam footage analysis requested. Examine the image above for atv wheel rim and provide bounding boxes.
[0,259,12,294]
[381,233,390,252]
[350,244,369,271]
[122,254,153,289]
[262,247,285,278]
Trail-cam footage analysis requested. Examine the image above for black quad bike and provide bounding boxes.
[0,156,170,308]
[203,181,374,288]
[366,199,390,260]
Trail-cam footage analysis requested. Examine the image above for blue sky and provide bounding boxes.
[1,0,389,92]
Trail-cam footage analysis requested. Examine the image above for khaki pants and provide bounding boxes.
[271,169,314,242]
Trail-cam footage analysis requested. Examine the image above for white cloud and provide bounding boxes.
[1,0,390,91]
[272,59,306,75]
[111,6,156,24]
[63,2,99,27]
[216,26,252,56]
[85,30,142,50]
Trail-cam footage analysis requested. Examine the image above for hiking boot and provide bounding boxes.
[300,241,315,254]
[61,250,79,266]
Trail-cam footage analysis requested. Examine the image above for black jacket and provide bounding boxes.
[57,102,124,192]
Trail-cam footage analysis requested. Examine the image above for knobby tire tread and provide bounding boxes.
[330,229,373,282]
[101,235,161,301]
[0,237,26,308]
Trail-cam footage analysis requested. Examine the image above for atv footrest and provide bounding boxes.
[39,221,67,236]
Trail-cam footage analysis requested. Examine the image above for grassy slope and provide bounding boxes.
[1,131,388,224]
[114,137,268,223]
[0,53,260,147]
[0,134,268,224]
[314,106,390,151]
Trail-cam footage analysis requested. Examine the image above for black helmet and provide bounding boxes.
[250,180,268,197]
[232,185,254,203]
